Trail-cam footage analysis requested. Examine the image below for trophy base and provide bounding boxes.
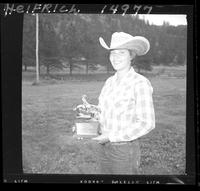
[73,134,98,139]
[74,120,100,137]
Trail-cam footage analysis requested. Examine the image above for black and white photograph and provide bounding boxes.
[22,12,187,174]
[2,3,198,184]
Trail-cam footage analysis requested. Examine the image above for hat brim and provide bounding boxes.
[99,36,150,56]
[99,37,110,50]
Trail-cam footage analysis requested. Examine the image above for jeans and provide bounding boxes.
[96,140,141,174]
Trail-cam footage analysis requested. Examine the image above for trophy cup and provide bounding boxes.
[72,95,101,138]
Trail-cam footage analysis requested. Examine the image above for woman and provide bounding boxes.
[92,32,155,174]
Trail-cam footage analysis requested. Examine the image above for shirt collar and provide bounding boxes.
[113,67,136,85]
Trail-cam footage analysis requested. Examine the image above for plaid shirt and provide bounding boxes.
[98,67,155,142]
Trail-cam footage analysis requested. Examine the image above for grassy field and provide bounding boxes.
[22,65,186,174]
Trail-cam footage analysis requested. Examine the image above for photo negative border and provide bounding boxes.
[1,2,198,185]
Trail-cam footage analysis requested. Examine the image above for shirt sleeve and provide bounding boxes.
[108,80,155,142]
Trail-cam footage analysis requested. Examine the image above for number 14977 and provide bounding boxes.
[101,4,153,15]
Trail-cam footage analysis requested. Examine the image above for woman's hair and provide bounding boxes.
[128,50,136,61]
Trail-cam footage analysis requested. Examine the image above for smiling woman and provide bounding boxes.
[89,32,155,174]
[109,49,132,71]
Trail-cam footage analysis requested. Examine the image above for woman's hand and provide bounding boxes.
[92,134,109,144]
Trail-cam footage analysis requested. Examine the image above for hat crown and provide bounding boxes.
[110,32,134,49]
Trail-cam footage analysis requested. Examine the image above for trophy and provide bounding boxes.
[72,95,101,138]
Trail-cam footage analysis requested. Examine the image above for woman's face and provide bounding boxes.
[109,49,133,71]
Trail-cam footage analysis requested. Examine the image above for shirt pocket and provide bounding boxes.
[114,96,136,113]
[113,97,130,109]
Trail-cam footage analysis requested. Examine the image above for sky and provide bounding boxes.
[138,14,187,26]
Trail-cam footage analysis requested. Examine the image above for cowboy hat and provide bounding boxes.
[99,32,150,56]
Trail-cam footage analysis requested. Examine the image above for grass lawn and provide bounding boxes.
[22,66,186,174]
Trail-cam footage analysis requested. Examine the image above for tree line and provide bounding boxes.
[22,14,187,75]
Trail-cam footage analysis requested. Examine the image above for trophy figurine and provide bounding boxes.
[72,95,101,138]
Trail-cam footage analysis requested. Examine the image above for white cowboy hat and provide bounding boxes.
[99,32,150,56]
